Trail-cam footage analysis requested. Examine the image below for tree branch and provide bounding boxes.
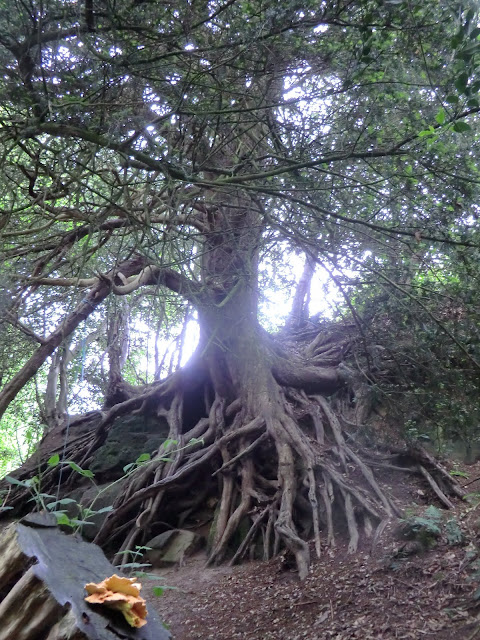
[0,257,146,423]
[4,312,46,344]
[111,265,201,303]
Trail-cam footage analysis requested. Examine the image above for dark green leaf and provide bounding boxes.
[46,498,78,509]
[453,121,472,132]
[465,9,475,28]
[95,505,114,514]
[66,461,95,478]
[451,34,463,49]
[455,73,469,94]
[4,475,31,488]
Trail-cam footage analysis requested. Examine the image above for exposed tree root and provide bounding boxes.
[1,327,465,580]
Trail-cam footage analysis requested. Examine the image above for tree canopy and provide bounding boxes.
[0,0,479,576]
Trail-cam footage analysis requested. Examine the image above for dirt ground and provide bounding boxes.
[150,466,480,640]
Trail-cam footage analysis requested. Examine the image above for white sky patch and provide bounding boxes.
[281,68,335,139]
[180,319,200,366]
[123,249,343,387]
[259,252,341,331]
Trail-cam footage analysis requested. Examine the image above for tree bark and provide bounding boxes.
[286,254,316,330]
[105,300,132,407]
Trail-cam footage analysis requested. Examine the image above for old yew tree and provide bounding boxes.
[1,0,479,579]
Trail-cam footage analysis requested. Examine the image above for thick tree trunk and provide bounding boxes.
[0,201,466,581]
[2,310,465,580]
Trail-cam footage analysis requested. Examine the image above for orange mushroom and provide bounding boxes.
[84,574,148,628]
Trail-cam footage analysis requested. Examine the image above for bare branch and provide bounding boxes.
[17,277,98,288]
[111,265,201,303]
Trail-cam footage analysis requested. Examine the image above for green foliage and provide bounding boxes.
[3,453,98,521]
[346,233,480,454]
[0,0,480,466]
[400,505,464,549]
[0,385,44,477]
[445,518,464,546]
[450,470,469,479]
[116,546,175,597]
[401,505,443,538]
[2,437,201,535]
[115,546,153,572]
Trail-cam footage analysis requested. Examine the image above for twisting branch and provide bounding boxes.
[16,265,202,302]
[0,256,146,422]
[110,264,201,302]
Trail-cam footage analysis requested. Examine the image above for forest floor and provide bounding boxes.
[151,461,480,640]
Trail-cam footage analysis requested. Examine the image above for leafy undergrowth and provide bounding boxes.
[151,464,480,640]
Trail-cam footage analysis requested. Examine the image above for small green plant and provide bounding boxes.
[116,546,154,573]
[3,445,185,599]
[4,454,99,528]
[465,493,480,506]
[450,469,469,479]
[2,437,204,531]
[399,505,463,549]
[445,518,463,546]
[400,504,443,548]
[115,546,176,597]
